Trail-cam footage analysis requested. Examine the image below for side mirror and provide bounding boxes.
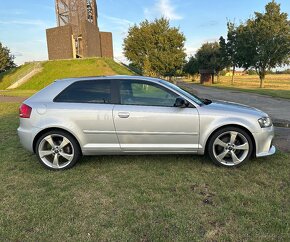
[174,97,189,108]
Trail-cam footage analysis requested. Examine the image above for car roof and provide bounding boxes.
[54,75,163,84]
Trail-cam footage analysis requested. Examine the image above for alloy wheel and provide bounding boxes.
[212,131,250,166]
[38,134,75,169]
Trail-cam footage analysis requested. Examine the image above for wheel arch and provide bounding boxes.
[204,124,256,157]
[33,127,82,155]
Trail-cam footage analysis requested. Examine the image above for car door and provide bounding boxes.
[52,79,120,153]
[113,79,200,153]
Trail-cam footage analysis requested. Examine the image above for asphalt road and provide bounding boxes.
[0,95,26,103]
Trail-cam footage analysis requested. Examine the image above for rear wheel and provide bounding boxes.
[36,130,81,170]
[208,127,253,167]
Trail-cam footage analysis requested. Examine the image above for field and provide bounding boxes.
[0,58,134,97]
[185,74,290,99]
[0,101,289,241]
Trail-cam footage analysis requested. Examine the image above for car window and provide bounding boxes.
[54,80,111,104]
[159,79,204,106]
[120,80,178,107]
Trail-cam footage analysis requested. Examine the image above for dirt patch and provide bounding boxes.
[0,95,27,103]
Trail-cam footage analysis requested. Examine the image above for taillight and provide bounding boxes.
[19,104,32,118]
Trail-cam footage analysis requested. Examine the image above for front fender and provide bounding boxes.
[198,116,259,154]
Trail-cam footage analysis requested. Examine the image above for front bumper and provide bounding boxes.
[256,145,276,157]
[253,126,276,157]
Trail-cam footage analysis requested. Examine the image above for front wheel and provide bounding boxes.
[36,130,81,170]
[208,127,253,167]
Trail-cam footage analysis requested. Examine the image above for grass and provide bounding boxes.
[103,58,137,76]
[0,58,134,94]
[0,102,289,241]
[19,58,133,90]
[0,89,37,97]
[0,62,39,90]
[184,74,290,99]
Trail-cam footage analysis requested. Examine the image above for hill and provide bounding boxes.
[0,62,39,90]
[0,58,134,91]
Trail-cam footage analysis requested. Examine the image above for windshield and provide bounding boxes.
[159,80,204,106]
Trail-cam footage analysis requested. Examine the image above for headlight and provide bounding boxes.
[258,117,272,128]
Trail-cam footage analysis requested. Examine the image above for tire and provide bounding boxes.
[208,126,253,167]
[35,130,81,170]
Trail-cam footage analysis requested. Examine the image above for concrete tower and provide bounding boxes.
[46,0,113,60]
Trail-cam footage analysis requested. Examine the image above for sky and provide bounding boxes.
[0,0,289,65]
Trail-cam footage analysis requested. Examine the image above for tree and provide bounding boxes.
[235,1,290,88]
[195,42,227,83]
[0,42,15,73]
[219,22,239,85]
[183,56,199,80]
[123,18,186,79]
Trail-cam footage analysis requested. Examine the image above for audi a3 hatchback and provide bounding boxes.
[18,76,275,170]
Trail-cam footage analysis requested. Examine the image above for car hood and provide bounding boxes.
[203,100,267,117]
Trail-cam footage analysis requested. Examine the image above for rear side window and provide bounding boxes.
[54,80,111,104]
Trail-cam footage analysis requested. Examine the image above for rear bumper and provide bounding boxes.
[17,127,35,153]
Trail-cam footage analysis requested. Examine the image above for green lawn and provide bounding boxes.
[0,102,289,241]
[184,74,290,99]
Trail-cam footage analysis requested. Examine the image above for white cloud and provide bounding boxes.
[114,55,129,65]
[144,0,183,21]
[203,37,220,43]
[100,14,134,37]
[184,37,221,58]
[0,19,49,27]
[13,52,23,57]
[101,15,133,27]
[185,45,198,57]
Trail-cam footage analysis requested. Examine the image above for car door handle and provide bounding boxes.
[118,112,130,118]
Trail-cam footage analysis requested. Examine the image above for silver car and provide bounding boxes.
[18,76,275,170]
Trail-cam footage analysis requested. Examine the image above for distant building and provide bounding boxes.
[225,71,247,77]
[199,69,215,84]
[46,0,113,60]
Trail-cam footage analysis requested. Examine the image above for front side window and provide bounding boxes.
[54,80,111,104]
[120,80,178,107]
[159,79,203,106]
